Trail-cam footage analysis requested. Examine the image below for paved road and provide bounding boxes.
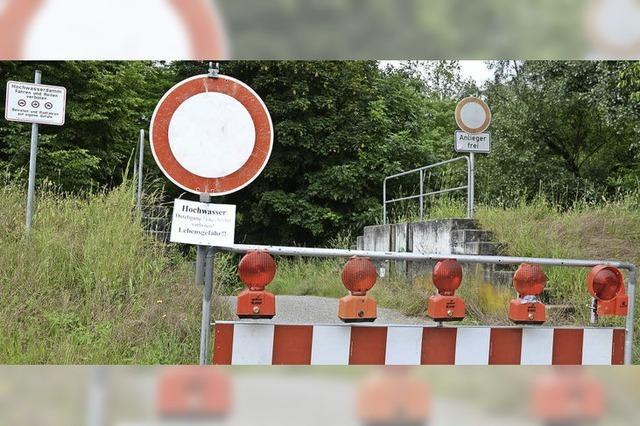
[219,295,430,325]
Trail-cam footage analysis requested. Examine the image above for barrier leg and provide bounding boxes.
[625,266,636,365]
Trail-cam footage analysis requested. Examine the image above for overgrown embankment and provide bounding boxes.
[477,195,640,361]
[0,181,229,364]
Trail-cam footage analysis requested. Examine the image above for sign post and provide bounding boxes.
[26,70,41,232]
[150,71,274,365]
[454,96,492,219]
[5,71,67,231]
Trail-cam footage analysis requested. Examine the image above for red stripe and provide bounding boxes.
[272,325,313,365]
[489,328,523,365]
[611,329,625,365]
[421,328,457,365]
[212,323,234,365]
[552,329,584,365]
[349,327,388,365]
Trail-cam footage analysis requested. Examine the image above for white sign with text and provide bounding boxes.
[170,199,235,246]
[454,131,491,154]
[5,81,67,126]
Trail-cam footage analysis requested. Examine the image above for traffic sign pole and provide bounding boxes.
[200,248,215,365]
[196,193,212,365]
[25,69,41,232]
[468,152,475,219]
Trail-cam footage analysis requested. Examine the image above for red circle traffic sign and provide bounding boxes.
[455,97,492,134]
[150,74,274,196]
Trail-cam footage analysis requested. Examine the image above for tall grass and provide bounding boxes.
[0,180,230,364]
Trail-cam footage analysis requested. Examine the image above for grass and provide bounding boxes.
[0,179,231,364]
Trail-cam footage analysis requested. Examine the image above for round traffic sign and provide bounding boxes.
[455,97,492,134]
[150,74,273,196]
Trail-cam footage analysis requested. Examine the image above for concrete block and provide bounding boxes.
[391,224,408,275]
[409,220,453,255]
[363,225,391,252]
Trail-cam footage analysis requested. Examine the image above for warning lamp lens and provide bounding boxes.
[238,251,276,290]
[587,266,623,301]
[432,259,463,295]
[342,257,377,295]
[513,263,547,296]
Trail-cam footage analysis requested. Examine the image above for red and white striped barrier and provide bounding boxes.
[213,322,625,366]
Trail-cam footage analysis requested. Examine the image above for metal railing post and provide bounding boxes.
[382,178,387,225]
[419,170,424,220]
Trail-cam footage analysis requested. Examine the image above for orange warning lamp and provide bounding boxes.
[586,265,628,317]
[236,251,276,319]
[427,259,466,321]
[509,263,547,324]
[338,257,378,322]
[156,367,232,419]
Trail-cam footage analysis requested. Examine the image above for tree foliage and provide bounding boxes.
[1,60,638,245]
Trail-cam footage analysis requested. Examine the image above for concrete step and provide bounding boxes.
[453,241,504,256]
[451,229,494,248]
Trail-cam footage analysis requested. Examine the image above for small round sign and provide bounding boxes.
[150,74,274,196]
[455,97,492,134]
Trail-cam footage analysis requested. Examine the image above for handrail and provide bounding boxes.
[383,156,472,224]
[211,243,637,365]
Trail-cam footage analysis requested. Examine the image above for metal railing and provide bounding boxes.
[383,156,473,224]
[201,244,637,365]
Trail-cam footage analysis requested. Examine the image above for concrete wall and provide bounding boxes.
[359,219,512,284]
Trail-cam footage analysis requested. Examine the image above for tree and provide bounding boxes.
[0,61,172,191]
[479,61,640,204]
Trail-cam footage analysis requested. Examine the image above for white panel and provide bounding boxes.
[169,92,256,178]
[385,326,423,365]
[310,326,351,365]
[582,328,614,365]
[521,328,554,365]
[460,102,487,128]
[231,324,275,365]
[455,328,491,365]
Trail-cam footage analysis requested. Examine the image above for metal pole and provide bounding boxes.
[419,170,424,220]
[382,179,387,225]
[625,266,636,365]
[25,69,42,231]
[468,153,475,219]
[200,248,215,365]
[215,243,634,270]
[136,129,145,212]
[195,194,212,285]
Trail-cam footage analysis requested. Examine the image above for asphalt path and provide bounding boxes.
[219,295,430,325]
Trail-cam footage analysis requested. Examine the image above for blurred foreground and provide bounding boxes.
[1,0,640,59]
[0,366,638,425]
